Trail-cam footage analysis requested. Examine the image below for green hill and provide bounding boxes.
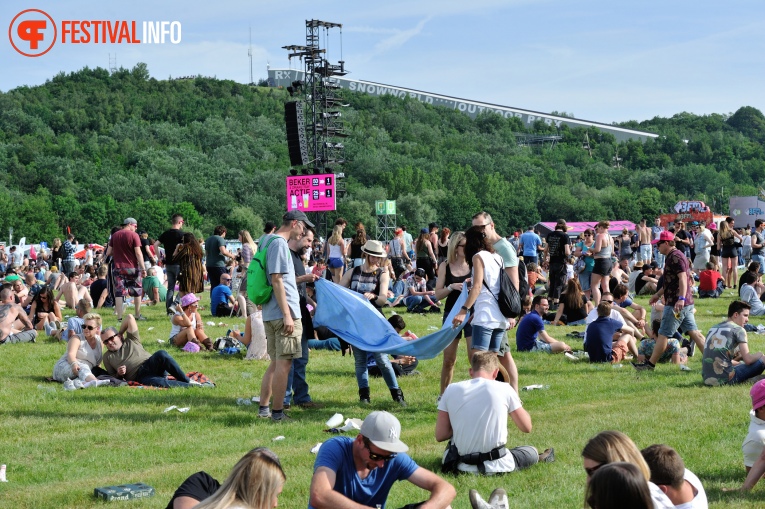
[1,63,763,242]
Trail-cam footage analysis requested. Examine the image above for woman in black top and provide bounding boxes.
[437,227,451,265]
[434,231,471,396]
[349,222,366,268]
[551,278,592,325]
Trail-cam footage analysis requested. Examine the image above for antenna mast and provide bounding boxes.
[248,27,254,85]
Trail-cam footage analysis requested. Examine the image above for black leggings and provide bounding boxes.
[417,257,435,280]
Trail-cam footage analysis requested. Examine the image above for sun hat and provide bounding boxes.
[180,293,200,308]
[752,380,765,411]
[361,240,386,258]
[359,411,409,453]
[708,222,717,230]
[651,231,675,244]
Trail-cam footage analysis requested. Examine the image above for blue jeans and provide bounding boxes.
[471,325,505,352]
[352,345,398,390]
[405,295,430,312]
[752,254,765,274]
[731,358,765,384]
[135,350,191,388]
[284,332,311,405]
[165,264,180,312]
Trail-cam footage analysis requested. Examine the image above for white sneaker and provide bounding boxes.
[564,352,580,362]
[469,489,492,509]
[488,488,509,509]
[188,380,203,387]
[680,364,692,371]
[72,379,85,389]
[63,379,76,391]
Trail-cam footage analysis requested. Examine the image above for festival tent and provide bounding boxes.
[535,221,636,238]
[312,279,468,359]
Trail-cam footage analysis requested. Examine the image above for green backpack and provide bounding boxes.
[247,236,278,305]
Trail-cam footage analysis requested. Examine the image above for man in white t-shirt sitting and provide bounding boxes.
[743,380,765,476]
[435,351,554,474]
[641,444,708,509]
[585,292,645,341]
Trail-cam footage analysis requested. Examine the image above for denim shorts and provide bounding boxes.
[471,325,505,352]
[530,339,552,353]
[658,304,698,338]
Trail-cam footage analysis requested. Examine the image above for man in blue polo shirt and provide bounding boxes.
[515,296,571,354]
[519,226,543,266]
[309,411,455,509]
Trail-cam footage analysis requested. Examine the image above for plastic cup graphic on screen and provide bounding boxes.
[291,195,298,210]
[303,194,309,209]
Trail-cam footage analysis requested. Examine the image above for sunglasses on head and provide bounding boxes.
[363,438,397,462]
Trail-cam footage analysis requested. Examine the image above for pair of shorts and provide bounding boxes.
[638,337,680,362]
[471,325,505,352]
[112,267,143,297]
[327,257,344,269]
[658,304,698,338]
[610,341,629,363]
[264,318,303,360]
[444,315,473,340]
[720,246,737,259]
[592,258,612,277]
[530,339,552,353]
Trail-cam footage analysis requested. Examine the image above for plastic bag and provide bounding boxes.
[245,309,269,360]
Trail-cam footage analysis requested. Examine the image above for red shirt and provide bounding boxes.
[109,229,141,269]
[698,269,722,292]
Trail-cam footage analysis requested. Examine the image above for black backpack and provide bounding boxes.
[484,256,522,318]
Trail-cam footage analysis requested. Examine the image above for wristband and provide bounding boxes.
[460,305,469,311]
[678,297,686,301]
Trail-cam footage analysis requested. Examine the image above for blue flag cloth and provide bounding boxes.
[313,278,469,360]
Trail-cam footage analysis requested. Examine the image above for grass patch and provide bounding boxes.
[3,289,765,508]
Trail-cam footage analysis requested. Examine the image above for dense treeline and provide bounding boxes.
[1,64,763,244]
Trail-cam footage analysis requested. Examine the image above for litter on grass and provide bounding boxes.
[163,405,190,413]
[273,436,285,441]
[311,443,322,454]
[521,385,550,391]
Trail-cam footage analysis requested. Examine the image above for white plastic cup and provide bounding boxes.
[326,413,343,428]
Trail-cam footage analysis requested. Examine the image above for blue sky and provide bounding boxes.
[2,0,763,123]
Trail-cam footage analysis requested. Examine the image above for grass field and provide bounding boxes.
[3,287,765,508]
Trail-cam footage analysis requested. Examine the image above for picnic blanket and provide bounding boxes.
[312,279,469,360]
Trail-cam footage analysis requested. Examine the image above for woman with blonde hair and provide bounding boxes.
[194,448,285,509]
[326,224,347,283]
[718,217,743,289]
[434,231,471,396]
[590,221,614,305]
[581,430,673,508]
[51,312,104,389]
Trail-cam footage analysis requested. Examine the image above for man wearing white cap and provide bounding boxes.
[309,411,456,509]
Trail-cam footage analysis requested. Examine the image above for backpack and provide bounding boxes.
[247,236,278,305]
[484,255,522,319]
[512,243,530,299]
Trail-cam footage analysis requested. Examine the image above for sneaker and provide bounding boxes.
[469,489,492,509]
[63,379,76,391]
[539,447,555,463]
[53,320,62,331]
[564,352,580,362]
[687,339,696,357]
[632,361,655,371]
[72,379,85,390]
[188,380,203,387]
[168,304,178,315]
[271,412,292,422]
[488,488,509,509]
[136,315,147,321]
[258,406,272,419]
[680,364,692,371]
[283,404,291,410]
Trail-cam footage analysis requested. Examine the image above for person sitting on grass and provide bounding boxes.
[585,463,653,509]
[142,267,167,306]
[583,302,638,364]
[51,312,105,389]
[640,444,707,509]
[54,272,92,309]
[742,379,765,480]
[551,278,592,326]
[211,273,238,317]
[367,314,419,378]
[403,268,440,313]
[586,292,645,341]
[612,284,647,331]
[739,271,765,316]
[702,300,765,386]
[0,287,37,345]
[514,296,572,354]
[28,286,63,337]
[635,263,659,296]
[697,261,724,299]
[169,293,213,351]
[102,314,213,388]
[739,261,761,297]
[637,320,689,370]
[436,351,554,475]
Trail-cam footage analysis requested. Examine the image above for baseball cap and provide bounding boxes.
[752,380,765,411]
[651,231,675,244]
[123,217,138,225]
[420,227,429,234]
[283,210,315,228]
[359,411,409,453]
[180,293,200,308]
